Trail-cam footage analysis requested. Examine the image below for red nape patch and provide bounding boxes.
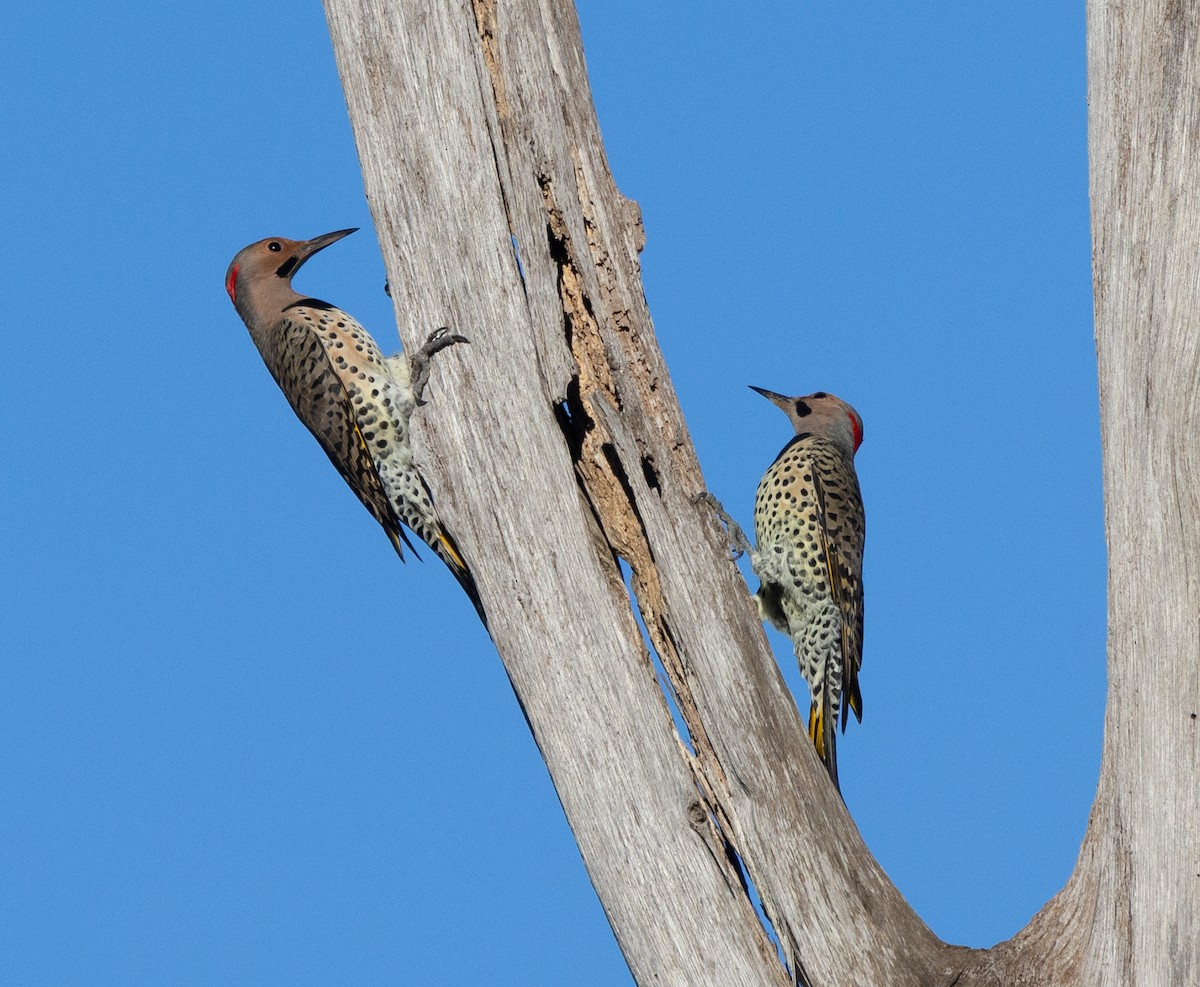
[225,263,239,303]
[848,411,864,452]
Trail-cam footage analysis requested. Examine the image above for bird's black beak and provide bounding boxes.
[272,228,356,282]
[749,385,791,411]
[295,228,358,269]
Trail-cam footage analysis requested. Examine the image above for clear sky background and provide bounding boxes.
[3,3,1101,984]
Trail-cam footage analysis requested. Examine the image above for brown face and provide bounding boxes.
[225,229,357,306]
[799,393,864,452]
[225,237,302,304]
[750,386,863,452]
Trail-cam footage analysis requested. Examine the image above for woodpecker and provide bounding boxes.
[225,228,483,619]
[748,388,865,790]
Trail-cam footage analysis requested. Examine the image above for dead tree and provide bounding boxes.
[320,1,1199,983]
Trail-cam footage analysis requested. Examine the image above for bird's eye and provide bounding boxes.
[268,241,282,252]
[811,391,828,399]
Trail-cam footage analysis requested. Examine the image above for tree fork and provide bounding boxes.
[321,1,1198,983]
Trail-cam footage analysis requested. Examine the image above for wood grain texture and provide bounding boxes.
[1080,0,1200,982]
[321,0,1197,983]
[955,2,1200,983]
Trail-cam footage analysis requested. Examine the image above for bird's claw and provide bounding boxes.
[696,491,753,559]
[410,326,470,405]
[422,325,471,350]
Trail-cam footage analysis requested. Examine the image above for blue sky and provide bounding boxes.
[3,3,1100,984]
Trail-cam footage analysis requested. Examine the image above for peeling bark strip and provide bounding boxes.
[322,1,1197,984]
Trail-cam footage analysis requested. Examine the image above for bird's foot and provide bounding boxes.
[695,491,753,559]
[410,326,470,405]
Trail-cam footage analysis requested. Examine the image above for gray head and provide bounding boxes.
[750,386,864,457]
[225,228,357,332]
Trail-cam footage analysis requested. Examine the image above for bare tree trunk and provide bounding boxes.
[1073,0,1200,981]
[320,1,1198,984]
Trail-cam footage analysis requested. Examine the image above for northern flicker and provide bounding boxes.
[225,228,483,619]
[700,389,866,789]
[749,388,865,789]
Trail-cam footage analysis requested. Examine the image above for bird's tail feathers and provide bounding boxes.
[843,674,863,731]
[809,699,840,792]
[386,524,421,562]
[433,527,488,627]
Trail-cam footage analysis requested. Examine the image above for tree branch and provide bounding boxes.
[321,1,1199,984]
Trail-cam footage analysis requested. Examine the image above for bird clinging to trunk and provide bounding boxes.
[701,388,866,790]
[225,228,484,622]
[748,387,865,790]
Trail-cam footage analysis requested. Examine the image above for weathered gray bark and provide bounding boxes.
[321,1,1198,984]
[1075,0,1200,980]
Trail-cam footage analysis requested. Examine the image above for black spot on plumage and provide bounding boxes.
[794,400,812,417]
